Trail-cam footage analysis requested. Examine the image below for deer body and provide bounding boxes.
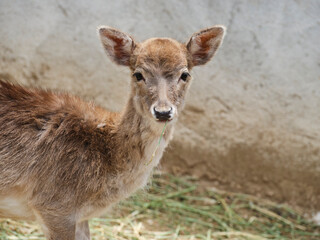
[0,83,172,218]
[0,26,225,239]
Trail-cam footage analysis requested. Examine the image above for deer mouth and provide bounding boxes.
[154,113,173,122]
[156,118,172,123]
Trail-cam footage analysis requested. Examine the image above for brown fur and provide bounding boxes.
[0,25,225,239]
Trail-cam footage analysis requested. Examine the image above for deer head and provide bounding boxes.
[98,26,226,124]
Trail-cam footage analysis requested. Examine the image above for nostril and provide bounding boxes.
[153,107,173,121]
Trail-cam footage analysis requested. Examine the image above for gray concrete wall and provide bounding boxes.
[0,0,319,209]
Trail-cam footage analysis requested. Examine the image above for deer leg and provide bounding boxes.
[76,220,90,240]
[38,214,76,240]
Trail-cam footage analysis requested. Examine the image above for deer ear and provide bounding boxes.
[186,26,226,66]
[98,26,136,66]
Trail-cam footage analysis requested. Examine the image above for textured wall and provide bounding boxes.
[0,0,319,209]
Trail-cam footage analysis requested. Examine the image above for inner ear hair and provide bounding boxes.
[187,25,226,67]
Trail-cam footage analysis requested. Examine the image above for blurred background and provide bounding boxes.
[0,0,319,214]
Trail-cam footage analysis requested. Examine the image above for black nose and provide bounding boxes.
[154,107,172,121]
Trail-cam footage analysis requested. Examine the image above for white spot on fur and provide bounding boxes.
[0,196,34,219]
[97,123,106,128]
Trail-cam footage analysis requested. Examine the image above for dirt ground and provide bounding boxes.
[162,118,320,211]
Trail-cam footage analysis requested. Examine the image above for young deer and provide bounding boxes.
[0,25,225,239]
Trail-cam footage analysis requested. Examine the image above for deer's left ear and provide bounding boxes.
[98,26,136,66]
[186,26,226,67]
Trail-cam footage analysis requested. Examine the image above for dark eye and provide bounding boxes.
[133,72,144,82]
[180,72,190,82]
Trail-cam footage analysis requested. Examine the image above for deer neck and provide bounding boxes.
[115,97,174,168]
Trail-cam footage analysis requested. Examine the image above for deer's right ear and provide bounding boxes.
[98,26,136,66]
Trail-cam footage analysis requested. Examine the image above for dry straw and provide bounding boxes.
[1,173,319,240]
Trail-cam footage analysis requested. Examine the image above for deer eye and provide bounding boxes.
[133,72,144,82]
[180,72,190,82]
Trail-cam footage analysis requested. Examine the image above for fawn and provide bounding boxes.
[0,25,225,239]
